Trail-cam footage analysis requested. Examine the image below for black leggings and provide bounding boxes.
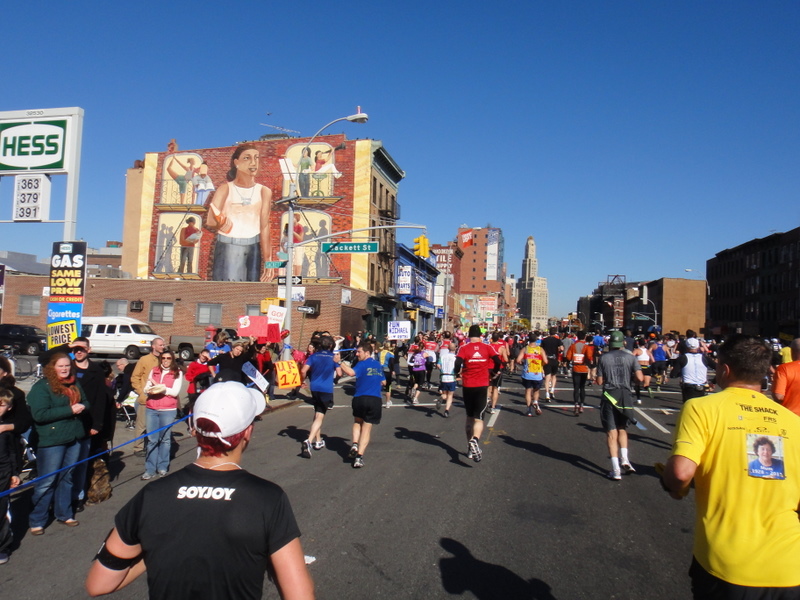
[572,372,587,405]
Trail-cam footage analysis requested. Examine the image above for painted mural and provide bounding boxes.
[149,139,346,283]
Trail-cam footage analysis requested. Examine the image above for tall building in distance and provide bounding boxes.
[517,236,549,330]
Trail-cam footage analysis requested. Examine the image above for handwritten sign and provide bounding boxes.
[387,321,412,340]
[275,360,301,389]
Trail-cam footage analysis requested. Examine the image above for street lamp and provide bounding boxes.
[280,108,369,356]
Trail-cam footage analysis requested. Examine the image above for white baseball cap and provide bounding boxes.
[193,381,266,444]
[686,338,700,350]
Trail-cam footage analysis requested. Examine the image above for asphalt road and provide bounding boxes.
[1,370,698,599]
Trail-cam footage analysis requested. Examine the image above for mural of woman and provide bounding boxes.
[206,144,272,282]
[297,147,313,197]
[166,155,197,204]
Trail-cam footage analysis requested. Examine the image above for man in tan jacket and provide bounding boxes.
[130,337,166,456]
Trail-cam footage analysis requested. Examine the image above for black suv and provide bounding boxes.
[0,324,47,355]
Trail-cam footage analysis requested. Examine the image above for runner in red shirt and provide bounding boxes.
[487,331,510,414]
[454,325,501,463]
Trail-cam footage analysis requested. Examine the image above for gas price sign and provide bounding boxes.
[13,174,51,221]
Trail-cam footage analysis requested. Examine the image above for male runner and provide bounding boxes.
[516,333,547,416]
[454,325,501,463]
[85,381,314,600]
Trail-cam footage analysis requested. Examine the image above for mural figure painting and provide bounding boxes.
[206,144,273,282]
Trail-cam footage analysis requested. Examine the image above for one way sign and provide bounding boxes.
[277,276,303,285]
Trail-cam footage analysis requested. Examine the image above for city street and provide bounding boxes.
[1,372,697,599]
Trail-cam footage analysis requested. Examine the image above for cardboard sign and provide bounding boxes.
[237,315,281,342]
[275,360,301,389]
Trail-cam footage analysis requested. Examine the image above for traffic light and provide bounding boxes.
[413,235,430,258]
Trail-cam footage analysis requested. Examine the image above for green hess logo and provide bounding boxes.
[0,120,67,171]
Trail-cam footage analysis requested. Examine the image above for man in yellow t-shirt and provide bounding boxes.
[663,335,800,597]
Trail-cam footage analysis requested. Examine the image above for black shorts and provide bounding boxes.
[462,386,488,419]
[412,370,426,386]
[352,395,382,424]
[688,556,800,599]
[311,391,333,414]
[600,398,629,432]
[652,361,667,375]
[489,370,503,387]
[521,378,543,390]
[639,364,651,376]
[543,360,559,376]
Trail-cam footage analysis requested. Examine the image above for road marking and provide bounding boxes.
[634,407,670,434]
[486,408,500,427]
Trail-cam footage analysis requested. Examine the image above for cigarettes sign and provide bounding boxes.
[46,241,88,349]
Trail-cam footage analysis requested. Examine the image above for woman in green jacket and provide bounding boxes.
[27,353,89,534]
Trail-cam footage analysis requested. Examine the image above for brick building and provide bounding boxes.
[706,227,800,338]
[3,273,369,349]
[455,226,509,328]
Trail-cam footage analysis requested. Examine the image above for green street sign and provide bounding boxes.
[322,241,379,253]
[264,260,287,268]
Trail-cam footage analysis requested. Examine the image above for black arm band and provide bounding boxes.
[94,541,142,570]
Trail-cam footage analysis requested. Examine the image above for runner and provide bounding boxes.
[596,331,643,481]
[540,329,563,402]
[516,333,547,417]
[566,332,591,416]
[437,342,457,418]
[487,331,509,414]
[454,325,501,463]
[338,342,385,469]
[633,337,653,403]
[298,336,341,458]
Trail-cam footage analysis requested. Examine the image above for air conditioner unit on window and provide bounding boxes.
[130,301,144,312]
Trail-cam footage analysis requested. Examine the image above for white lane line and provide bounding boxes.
[634,407,670,434]
[486,407,500,427]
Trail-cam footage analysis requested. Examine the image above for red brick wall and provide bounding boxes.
[2,273,367,350]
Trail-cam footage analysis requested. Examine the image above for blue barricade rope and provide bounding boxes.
[0,414,192,500]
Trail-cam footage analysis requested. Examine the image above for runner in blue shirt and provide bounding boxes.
[339,342,385,468]
[299,336,341,459]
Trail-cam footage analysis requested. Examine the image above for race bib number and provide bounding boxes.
[573,353,584,365]
[275,360,301,389]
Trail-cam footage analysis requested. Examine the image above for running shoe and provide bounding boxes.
[352,456,364,469]
[412,397,418,405]
[487,407,495,415]
[607,470,622,481]
[444,410,449,418]
[301,440,312,459]
[348,443,359,459]
[141,472,154,480]
[313,440,326,450]
[157,470,168,477]
[621,462,636,474]
[469,438,482,463]
[436,398,442,410]
[467,445,474,459]
[384,400,392,409]
[0,552,8,565]
[535,404,542,416]
[636,398,642,405]
[526,407,533,417]
[647,387,654,399]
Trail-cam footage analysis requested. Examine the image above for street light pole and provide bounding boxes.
[279,108,368,357]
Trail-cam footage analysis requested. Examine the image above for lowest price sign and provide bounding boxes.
[274,360,301,389]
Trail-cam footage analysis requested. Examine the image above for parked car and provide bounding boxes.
[81,317,160,359]
[0,323,47,355]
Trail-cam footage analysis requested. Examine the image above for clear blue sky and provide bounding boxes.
[1,1,797,316]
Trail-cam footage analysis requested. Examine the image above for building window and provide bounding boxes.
[104,299,127,317]
[245,304,260,316]
[18,295,40,316]
[150,302,174,323]
[197,303,222,326]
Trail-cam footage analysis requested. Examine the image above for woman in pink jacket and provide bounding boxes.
[142,350,184,480]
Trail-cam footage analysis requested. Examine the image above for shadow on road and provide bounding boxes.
[439,537,556,599]
[576,422,672,451]
[394,426,471,467]
[497,434,606,477]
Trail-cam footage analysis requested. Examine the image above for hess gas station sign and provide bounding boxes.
[0,118,68,172]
